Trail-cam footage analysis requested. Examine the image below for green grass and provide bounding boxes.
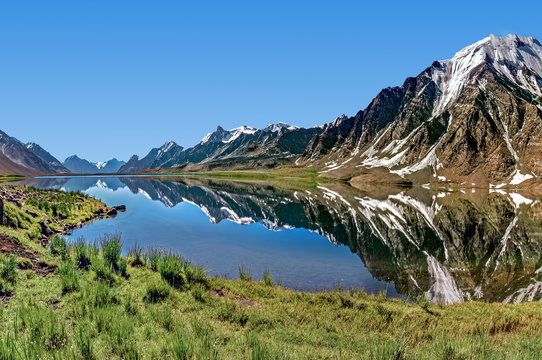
[149,167,336,190]
[0,185,106,254]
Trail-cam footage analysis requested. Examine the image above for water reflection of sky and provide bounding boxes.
[59,181,397,295]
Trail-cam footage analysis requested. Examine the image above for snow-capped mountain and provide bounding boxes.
[262,122,299,133]
[200,126,257,145]
[119,141,184,173]
[300,34,542,187]
[160,123,321,171]
[63,155,126,174]
[120,123,321,173]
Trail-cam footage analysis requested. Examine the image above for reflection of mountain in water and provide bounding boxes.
[18,176,542,304]
[120,177,542,304]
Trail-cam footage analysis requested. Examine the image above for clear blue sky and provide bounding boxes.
[1,0,540,162]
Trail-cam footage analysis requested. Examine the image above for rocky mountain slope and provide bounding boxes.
[25,143,69,173]
[63,155,125,174]
[300,34,542,187]
[119,141,184,173]
[0,130,65,175]
[119,124,321,173]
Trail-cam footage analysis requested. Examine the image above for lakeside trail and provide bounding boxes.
[0,185,541,359]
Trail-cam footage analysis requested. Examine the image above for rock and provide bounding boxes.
[114,205,126,212]
[58,212,67,220]
[7,199,21,208]
[94,208,104,215]
[25,210,39,218]
[48,297,60,305]
[107,208,118,216]
[40,222,53,236]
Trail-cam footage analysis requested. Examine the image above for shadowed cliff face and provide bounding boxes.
[17,176,542,303]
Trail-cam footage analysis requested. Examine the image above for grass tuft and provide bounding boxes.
[238,264,252,281]
[263,269,273,286]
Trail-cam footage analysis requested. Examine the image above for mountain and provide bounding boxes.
[95,158,126,173]
[0,130,65,175]
[119,124,320,173]
[63,155,98,173]
[300,35,542,187]
[63,155,126,174]
[119,141,184,173]
[25,143,69,173]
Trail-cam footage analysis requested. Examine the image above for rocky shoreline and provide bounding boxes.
[0,185,125,247]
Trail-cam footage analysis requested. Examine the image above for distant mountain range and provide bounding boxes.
[62,156,126,174]
[119,123,321,173]
[1,34,541,187]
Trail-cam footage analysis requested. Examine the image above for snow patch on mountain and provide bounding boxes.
[224,126,257,143]
[431,34,542,116]
[263,122,299,132]
[156,141,176,159]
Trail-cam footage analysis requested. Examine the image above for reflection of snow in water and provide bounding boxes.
[425,255,464,304]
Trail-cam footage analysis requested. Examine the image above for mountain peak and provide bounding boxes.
[263,122,299,132]
[65,155,82,161]
[430,34,542,116]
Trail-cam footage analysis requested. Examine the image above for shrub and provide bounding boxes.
[417,293,430,311]
[127,243,146,267]
[238,265,252,281]
[185,263,207,285]
[144,278,171,303]
[263,269,273,286]
[73,237,94,270]
[191,284,207,303]
[158,253,186,289]
[0,254,17,294]
[91,258,114,284]
[118,259,128,278]
[58,261,80,294]
[124,297,138,316]
[0,254,17,284]
[100,233,122,270]
[87,281,119,308]
[154,308,174,332]
[147,246,163,271]
[49,236,69,259]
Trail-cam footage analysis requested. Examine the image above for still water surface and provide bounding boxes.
[18,176,542,303]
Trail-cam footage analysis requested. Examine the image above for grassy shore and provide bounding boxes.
[0,186,542,359]
[146,167,335,191]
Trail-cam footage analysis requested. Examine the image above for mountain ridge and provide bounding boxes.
[299,34,542,187]
[63,155,126,174]
[0,130,66,175]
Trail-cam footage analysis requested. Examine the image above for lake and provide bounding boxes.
[16,176,542,303]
